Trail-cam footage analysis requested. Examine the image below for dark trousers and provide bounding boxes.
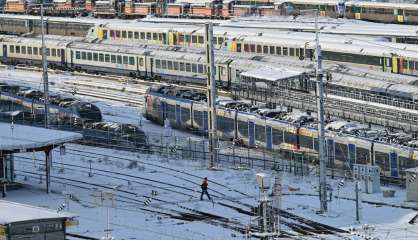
[200,189,211,200]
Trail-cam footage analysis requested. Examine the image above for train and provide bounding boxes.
[93,21,418,77]
[144,84,418,179]
[3,0,418,24]
[0,14,417,77]
[0,82,148,148]
[2,34,418,132]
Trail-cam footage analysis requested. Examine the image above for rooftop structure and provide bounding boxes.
[0,200,77,240]
[0,123,82,194]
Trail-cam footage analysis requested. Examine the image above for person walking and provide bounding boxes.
[200,177,211,200]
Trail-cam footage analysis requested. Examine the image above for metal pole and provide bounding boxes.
[205,22,218,169]
[355,181,360,222]
[315,9,327,213]
[41,4,49,129]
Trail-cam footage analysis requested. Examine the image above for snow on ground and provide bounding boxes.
[5,142,418,240]
[2,68,418,239]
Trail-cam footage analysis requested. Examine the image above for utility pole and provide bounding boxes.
[205,22,218,169]
[314,9,327,213]
[41,4,49,128]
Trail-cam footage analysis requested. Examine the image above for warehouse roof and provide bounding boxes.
[0,200,76,224]
[0,123,82,152]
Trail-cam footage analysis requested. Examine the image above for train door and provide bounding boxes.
[392,56,400,74]
[265,125,272,150]
[60,49,65,67]
[248,121,255,147]
[70,50,74,67]
[159,101,167,125]
[327,139,335,170]
[175,103,181,126]
[389,151,398,177]
[395,9,404,23]
[203,111,208,133]
[2,44,7,62]
[348,143,356,168]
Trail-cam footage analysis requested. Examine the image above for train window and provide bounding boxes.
[146,32,151,40]
[28,47,32,55]
[244,44,249,52]
[9,45,14,53]
[198,36,204,44]
[117,55,122,64]
[178,34,184,43]
[250,44,255,53]
[156,59,161,68]
[139,58,144,66]
[21,46,26,54]
[57,49,61,57]
[105,54,110,63]
[173,62,179,70]
[34,47,38,55]
[263,46,268,54]
[159,33,163,41]
[134,32,139,39]
[283,47,288,56]
[167,61,173,70]
[47,48,51,56]
[409,61,415,71]
[198,64,204,73]
[161,60,167,69]
[140,32,145,40]
[256,45,262,53]
[81,52,86,60]
[123,56,128,64]
[179,62,185,71]
[122,31,127,38]
[152,33,157,40]
[276,46,281,55]
[269,46,275,55]
[128,31,133,39]
[99,53,104,62]
[51,49,56,57]
[116,31,121,38]
[15,46,20,54]
[111,55,116,63]
[218,37,224,45]
[192,64,197,73]
[255,124,265,142]
[272,128,283,145]
[185,35,191,43]
[186,63,191,72]
[289,48,295,56]
[192,35,197,44]
[110,30,114,38]
[87,52,92,61]
[93,53,98,61]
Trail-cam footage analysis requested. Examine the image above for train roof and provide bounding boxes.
[274,0,344,5]
[345,1,418,10]
[331,73,418,99]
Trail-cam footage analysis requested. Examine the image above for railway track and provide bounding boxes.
[14,147,348,238]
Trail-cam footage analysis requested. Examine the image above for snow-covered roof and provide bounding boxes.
[405,168,418,173]
[0,200,76,225]
[240,66,303,81]
[0,123,82,151]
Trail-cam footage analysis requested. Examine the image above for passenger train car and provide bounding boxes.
[275,0,418,24]
[94,22,418,76]
[0,35,308,88]
[144,85,418,179]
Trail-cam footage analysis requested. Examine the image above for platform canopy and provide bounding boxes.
[0,123,82,153]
